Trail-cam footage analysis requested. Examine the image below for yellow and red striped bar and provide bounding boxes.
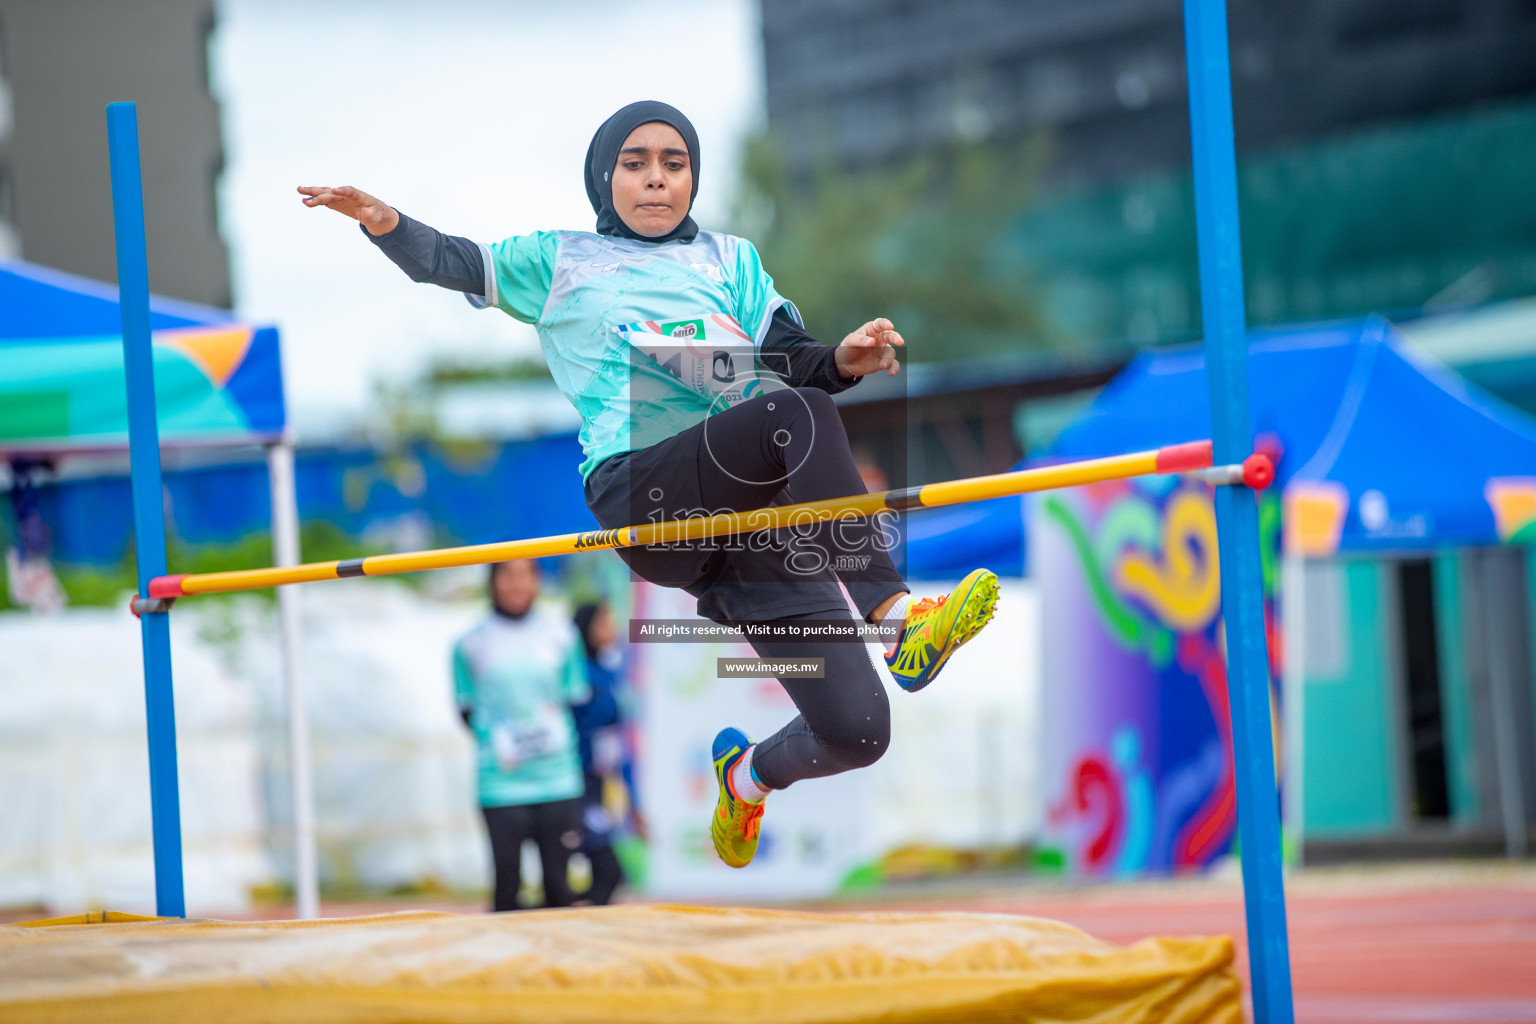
[148,440,1228,599]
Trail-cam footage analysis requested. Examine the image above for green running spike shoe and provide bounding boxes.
[883,568,1000,692]
[710,727,765,869]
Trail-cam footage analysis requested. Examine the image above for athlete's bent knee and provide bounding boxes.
[841,733,888,770]
[820,710,891,771]
[792,386,838,420]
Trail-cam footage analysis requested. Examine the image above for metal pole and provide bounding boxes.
[1181,3,1295,1021]
[267,440,320,918]
[106,101,185,919]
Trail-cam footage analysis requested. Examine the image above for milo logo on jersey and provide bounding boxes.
[615,314,748,345]
[616,313,775,407]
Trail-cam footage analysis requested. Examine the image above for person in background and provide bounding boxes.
[570,600,643,905]
[453,559,590,912]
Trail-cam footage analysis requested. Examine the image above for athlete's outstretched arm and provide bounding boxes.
[297,185,485,297]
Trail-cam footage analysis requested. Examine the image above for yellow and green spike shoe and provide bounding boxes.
[709,727,765,869]
[883,568,1000,692]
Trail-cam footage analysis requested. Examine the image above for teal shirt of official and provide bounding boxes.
[453,604,591,807]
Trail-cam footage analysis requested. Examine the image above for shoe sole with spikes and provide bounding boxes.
[885,568,1000,693]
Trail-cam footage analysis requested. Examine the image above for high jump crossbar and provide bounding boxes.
[137,441,1270,604]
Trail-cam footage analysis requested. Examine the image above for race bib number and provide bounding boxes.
[490,701,570,769]
[615,313,776,407]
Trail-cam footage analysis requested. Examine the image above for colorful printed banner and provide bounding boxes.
[1033,476,1282,878]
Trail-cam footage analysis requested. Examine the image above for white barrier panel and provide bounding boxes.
[206,583,491,895]
[866,578,1040,855]
[0,609,269,916]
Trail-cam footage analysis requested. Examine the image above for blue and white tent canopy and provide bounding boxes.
[1051,317,1536,551]
[0,259,285,454]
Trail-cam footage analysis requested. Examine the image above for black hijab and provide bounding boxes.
[584,100,700,244]
[573,601,605,661]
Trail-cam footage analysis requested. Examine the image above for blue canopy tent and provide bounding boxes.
[1040,316,1536,861]
[905,318,1536,866]
[0,257,320,918]
[0,257,237,336]
[825,316,1536,584]
[0,259,284,451]
[903,497,1027,580]
[1050,317,1536,552]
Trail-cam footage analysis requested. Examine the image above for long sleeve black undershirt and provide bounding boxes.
[759,308,859,394]
[363,212,859,394]
[364,211,484,293]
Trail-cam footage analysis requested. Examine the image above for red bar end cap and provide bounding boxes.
[1242,453,1275,490]
[1155,439,1214,473]
[148,574,187,599]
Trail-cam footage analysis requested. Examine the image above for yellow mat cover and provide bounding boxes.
[1,904,1241,1023]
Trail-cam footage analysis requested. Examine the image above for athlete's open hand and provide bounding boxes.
[296,185,400,236]
[835,318,904,380]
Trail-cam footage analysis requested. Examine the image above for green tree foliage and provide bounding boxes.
[0,521,384,611]
[424,356,552,386]
[731,133,1053,360]
[366,356,554,446]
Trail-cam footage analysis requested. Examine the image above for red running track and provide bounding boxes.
[839,877,1536,1024]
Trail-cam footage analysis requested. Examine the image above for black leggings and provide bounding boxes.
[583,846,625,906]
[576,774,626,906]
[746,610,892,789]
[585,388,905,791]
[481,799,583,912]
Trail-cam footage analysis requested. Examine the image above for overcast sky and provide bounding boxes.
[211,0,762,436]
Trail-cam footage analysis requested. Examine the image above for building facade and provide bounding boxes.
[761,0,1536,343]
[762,0,1536,187]
[0,0,230,307]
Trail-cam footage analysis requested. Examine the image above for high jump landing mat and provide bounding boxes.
[1,904,1240,1023]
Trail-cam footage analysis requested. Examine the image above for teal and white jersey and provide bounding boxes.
[471,230,798,479]
[452,605,590,808]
